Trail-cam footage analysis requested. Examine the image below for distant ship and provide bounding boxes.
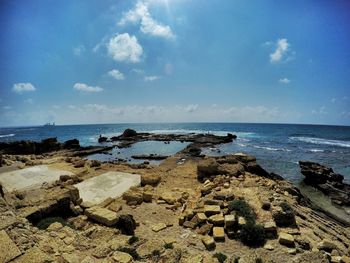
[43,122,55,126]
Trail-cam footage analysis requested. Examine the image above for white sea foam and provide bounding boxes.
[290,136,350,148]
[253,145,291,152]
[0,133,15,138]
[309,149,324,153]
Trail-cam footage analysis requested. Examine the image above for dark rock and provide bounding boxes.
[131,154,168,160]
[63,139,80,149]
[116,215,137,235]
[122,129,138,138]
[227,133,237,140]
[299,161,350,206]
[98,136,108,143]
[272,203,296,227]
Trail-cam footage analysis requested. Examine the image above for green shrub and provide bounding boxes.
[128,235,139,245]
[239,223,266,247]
[117,247,140,260]
[213,252,227,263]
[36,217,75,230]
[164,243,174,249]
[233,257,240,263]
[228,199,256,224]
[255,258,263,263]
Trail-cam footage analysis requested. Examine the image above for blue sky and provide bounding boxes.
[0,0,349,126]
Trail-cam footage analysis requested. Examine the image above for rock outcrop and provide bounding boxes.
[299,161,350,206]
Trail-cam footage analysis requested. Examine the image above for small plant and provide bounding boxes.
[228,199,256,224]
[128,235,139,245]
[152,249,161,257]
[255,258,263,263]
[239,223,266,247]
[117,247,140,260]
[213,252,227,263]
[233,257,240,263]
[36,217,75,230]
[164,243,174,249]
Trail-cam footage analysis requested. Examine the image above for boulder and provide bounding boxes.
[63,139,80,149]
[202,236,216,250]
[279,232,295,247]
[213,227,225,241]
[123,189,143,205]
[116,214,136,235]
[122,128,137,137]
[197,158,219,181]
[112,251,133,263]
[272,205,296,227]
[317,239,337,252]
[141,174,161,186]
[85,206,118,226]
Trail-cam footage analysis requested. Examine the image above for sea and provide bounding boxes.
[1,123,350,185]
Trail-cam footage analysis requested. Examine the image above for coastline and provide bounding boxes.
[0,130,350,262]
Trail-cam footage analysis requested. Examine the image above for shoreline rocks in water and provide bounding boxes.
[299,161,350,206]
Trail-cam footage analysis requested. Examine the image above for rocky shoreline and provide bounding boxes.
[0,130,350,262]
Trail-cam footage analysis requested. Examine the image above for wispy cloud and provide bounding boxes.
[24,98,34,104]
[73,45,85,56]
[279,78,291,84]
[144,75,160,82]
[12,83,36,94]
[119,1,175,39]
[107,33,143,63]
[270,38,291,63]
[108,69,125,80]
[73,83,103,93]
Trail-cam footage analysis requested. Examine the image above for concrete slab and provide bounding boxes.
[74,171,141,205]
[0,165,74,192]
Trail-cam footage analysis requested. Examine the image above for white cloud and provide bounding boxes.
[12,83,36,94]
[132,68,145,75]
[108,69,125,80]
[184,104,198,113]
[119,1,175,39]
[270,38,290,63]
[107,33,143,63]
[73,83,103,93]
[73,45,85,56]
[144,75,160,82]
[279,78,291,84]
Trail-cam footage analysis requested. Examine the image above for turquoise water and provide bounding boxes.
[1,123,349,184]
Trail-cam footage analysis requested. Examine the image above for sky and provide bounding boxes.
[0,0,350,126]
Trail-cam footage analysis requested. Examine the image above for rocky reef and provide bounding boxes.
[299,161,350,206]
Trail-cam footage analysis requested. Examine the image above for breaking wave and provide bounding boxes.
[290,137,350,148]
[0,133,15,138]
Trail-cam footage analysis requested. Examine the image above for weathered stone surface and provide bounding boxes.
[292,251,329,263]
[123,189,143,205]
[152,223,167,232]
[197,223,213,235]
[62,252,81,263]
[13,247,53,263]
[204,205,221,216]
[264,221,277,237]
[0,230,22,263]
[47,222,63,231]
[0,165,74,192]
[317,239,337,252]
[238,216,246,227]
[75,171,141,205]
[141,173,161,186]
[208,214,224,226]
[196,213,207,224]
[224,214,236,227]
[213,227,225,241]
[142,191,153,203]
[112,251,133,263]
[272,206,296,227]
[85,206,118,226]
[202,235,216,250]
[279,232,295,247]
[197,159,219,181]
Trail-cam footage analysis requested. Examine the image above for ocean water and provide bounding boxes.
[1,123,349,185]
